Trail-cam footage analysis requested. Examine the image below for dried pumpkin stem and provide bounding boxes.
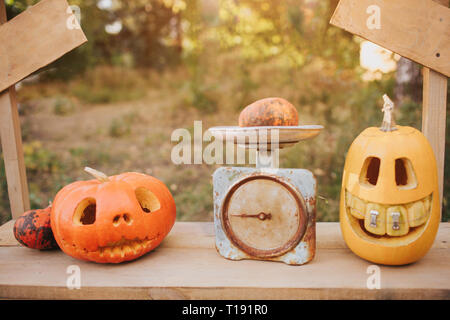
[84,167,110,182]
[380,94,397,132]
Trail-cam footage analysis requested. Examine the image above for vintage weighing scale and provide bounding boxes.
[208,124,323,265]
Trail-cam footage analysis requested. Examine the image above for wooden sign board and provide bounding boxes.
[330,0,450,77]
[0,0,87,92]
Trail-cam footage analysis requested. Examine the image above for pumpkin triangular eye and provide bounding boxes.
[135,187,161,213]
[359,157,380,186]
[73,198,96,225]
[395,158,417,189]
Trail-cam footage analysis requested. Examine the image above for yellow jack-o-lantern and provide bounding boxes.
[340,95,440,265]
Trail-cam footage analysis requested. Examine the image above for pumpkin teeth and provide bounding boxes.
[113,246,122,258]
[406,201,428,227]
[123,245,133,256]
[364,203,386,235]
[348,193,366,219]
[345,191,431,237]
[103,247,112,257]
[61,236,158,260]
[99,237,154,257]
[386,206,409,236]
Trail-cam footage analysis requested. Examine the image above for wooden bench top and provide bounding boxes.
[0,220,449,299]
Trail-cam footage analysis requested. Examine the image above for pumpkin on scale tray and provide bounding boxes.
[50,167,176,263]
[239,97,299,127]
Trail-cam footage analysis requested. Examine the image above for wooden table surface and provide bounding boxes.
[0,221,449,300]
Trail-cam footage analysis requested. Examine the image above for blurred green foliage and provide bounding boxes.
[1,0,448,223]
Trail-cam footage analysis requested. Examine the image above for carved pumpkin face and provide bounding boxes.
[340,125,440,265]
[51,169,176,263]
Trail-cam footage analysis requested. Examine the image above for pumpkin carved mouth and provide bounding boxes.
[61,235,160,259]
[345,190,432,244]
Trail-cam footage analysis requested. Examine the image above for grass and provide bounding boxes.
[53,97,76,116]
[70,66,148,104]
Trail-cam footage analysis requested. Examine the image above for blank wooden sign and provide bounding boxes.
[0,0,87,92]
[330,0,450,77]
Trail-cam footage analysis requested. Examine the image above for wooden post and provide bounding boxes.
[423,68,448,215]
[0,1,30,219]
[423,0,449,217]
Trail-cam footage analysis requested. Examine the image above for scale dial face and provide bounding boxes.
[221,175,308,258]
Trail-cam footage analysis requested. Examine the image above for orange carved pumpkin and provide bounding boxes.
[340,95,440,265]
[239,97,299,127]
[51,167,176,263]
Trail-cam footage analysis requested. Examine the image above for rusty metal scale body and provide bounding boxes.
[209,125,323,265]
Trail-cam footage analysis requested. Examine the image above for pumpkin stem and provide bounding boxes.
[84,167,110,182]
[380,94,397,132]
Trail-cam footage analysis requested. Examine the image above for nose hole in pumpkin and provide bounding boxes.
[123,213,132,225]
[135,187,161,213]
[113,214,133,226]
[73,198,96,225]
[395,158,417,190]
[359,157,380,187]
[113,215,121,226]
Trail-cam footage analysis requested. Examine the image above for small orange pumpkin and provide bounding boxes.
[51,167,176,263]
[239,97,299,127]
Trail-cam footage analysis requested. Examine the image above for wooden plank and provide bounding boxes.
[0,222,449,299]
[0,220,16,246]
[330,0,450,77]
[0,0,87,92]
[422,0,449,216]
[0,2,30,219]
[1,284,449,300]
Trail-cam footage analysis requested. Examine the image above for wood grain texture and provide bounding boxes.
[0,222,449,299]
[422,0,449,217]
[422,69,448,216]
[0,0,87,92]
[330,0,450,77]
[0,88,30,219]
[0,1,30,218]
[0,220,16,246]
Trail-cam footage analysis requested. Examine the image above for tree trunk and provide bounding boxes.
[395,57,422,104]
